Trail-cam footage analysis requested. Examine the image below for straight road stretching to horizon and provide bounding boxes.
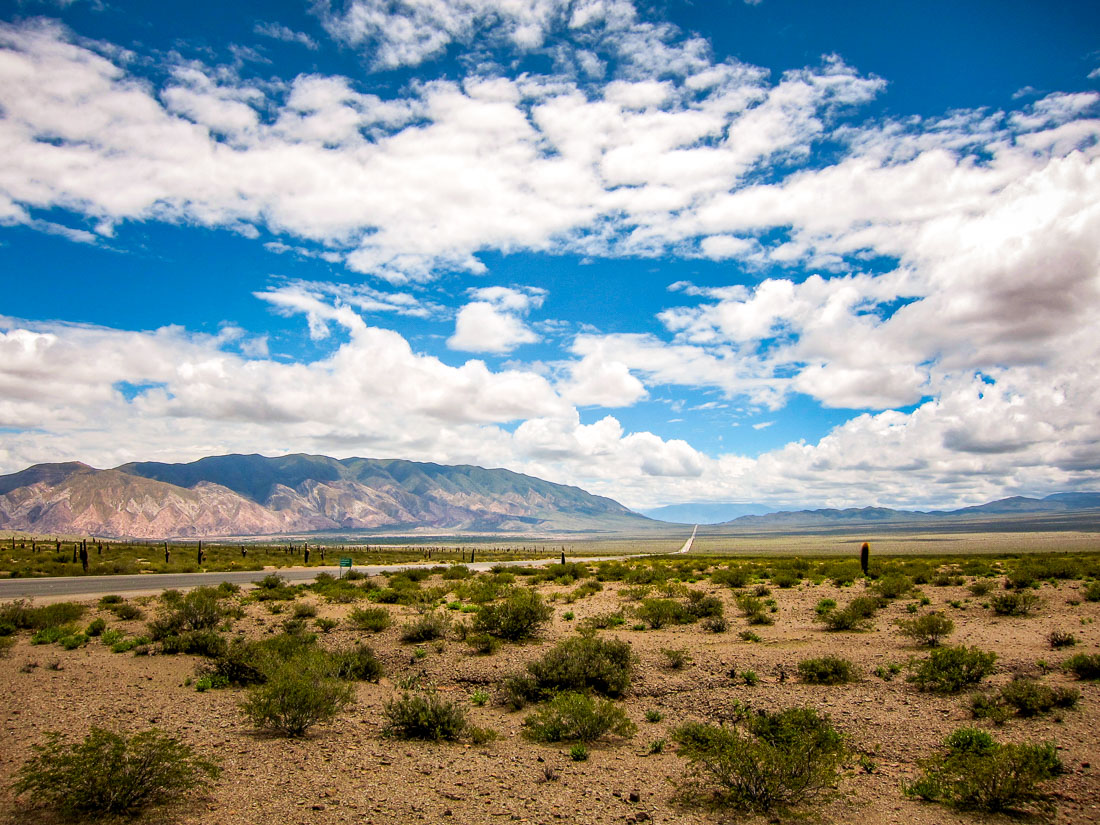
[0,529,698,601]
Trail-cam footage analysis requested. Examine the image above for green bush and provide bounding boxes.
[797,656,859,685]
[673,707,845,813]
[465,632,501,655]
[330,644,384,682]
[240,648,354,737]
[158,629,227,658]
[399,610,450,642]
[383,690,468,741]
[85,618,107,637]
[907,646,997,693]
[0,600,85,630]
[996,678,1078,717]
[147,587,228,641]
[522,692,636,743]
[1083,581,1100,602]
[108,602,143,621]
[873,573,913,599]
[660,647,692,669]
[442,564,472,580]
[636,598,690,629]
[896,612,955,646]
[13,727,219,819]
[990,591,1042,616]
[904,728,1062,814]
[1063,653,1100,679]
[348,606,391,632]
[473,588,552,641]
[505,633,635,707]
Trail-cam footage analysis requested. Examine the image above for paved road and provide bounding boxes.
[676,524,698,554]
[0,536,693,601]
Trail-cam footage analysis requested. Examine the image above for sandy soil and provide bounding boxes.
[1,569,1098,825]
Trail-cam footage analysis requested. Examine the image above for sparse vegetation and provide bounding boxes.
[673,707,846,813]
[13,727,219,819]
[383,690,468,741]
[522,692,636,743]
[798,656,859,685]
[904,728,1062,814]
[240,648,355,737]
[473,587,552,641]
[896,612,955,646]
[907,646,997,693]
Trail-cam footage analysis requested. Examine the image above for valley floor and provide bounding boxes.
[1,562,1098,824]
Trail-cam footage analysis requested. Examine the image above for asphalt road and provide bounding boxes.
[0,531,695,601]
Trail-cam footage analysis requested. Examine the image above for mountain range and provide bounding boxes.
[1,453,1098,540]
[703,492,1100,533]
[0,454,653,539]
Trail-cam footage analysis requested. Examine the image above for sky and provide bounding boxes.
[0,0,1098,512]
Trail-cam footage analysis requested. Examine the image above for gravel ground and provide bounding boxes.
[1,569,1098,825]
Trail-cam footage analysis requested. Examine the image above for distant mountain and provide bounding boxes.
[711,492,1100,532]
[639,502,780,524]
[0,454,656,539]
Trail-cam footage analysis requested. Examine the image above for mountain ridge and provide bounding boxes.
[0,454,653,539]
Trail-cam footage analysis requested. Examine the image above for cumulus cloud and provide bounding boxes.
[2,4,1100,510]
[0,16,882,282]
[447,286,545,352]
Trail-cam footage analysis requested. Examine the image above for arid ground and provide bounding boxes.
[1,554,1098,825]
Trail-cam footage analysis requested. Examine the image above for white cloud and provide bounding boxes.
[447,285,545,352]
[254,22,319,50]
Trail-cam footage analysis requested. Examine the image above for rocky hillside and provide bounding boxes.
[0,454,653,539]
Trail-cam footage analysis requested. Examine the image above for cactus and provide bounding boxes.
[860,542,870,576]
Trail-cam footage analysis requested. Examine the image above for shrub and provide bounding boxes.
[797,656,859,685]
[470,689,490,707]
[896,612,955,646]
[109,602,143,621]
[990,591,1042,616]
[0,600,85,630]
[399,610,449,643]
[158,629,227,658]
[348,606,391,632]
[1083,581,1100,602]
[442,564,472,580]
[997,678,1079,717]
[660,648,692,669]
[292,603,317,619]
[473,588,552,641]
[1063,653,1100,680]
[968,580,993,597]
[251,574,297,601]
[815,606,870,632]
[873,573,913,599]
[523,692,636,743]
[907,646,997,693]
[673,707,845,813]
[505,633,634,706]
[13,727,219,819]
[703,615,728,633]
[1048,630,1076,648]
[85,618,107,637]
[465,632,501,655]
[570,743,589,761]
[645,709,663,723]
[147,587,227,641]
[383,691,467,741]
[636,598,690,629]
[330,645,383,682]
[904,728,1062,814]
[239,648,354,737]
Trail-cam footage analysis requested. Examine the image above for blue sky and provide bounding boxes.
[1,0,1098,511]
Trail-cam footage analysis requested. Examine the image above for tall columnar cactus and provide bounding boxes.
[860,542,870,576]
